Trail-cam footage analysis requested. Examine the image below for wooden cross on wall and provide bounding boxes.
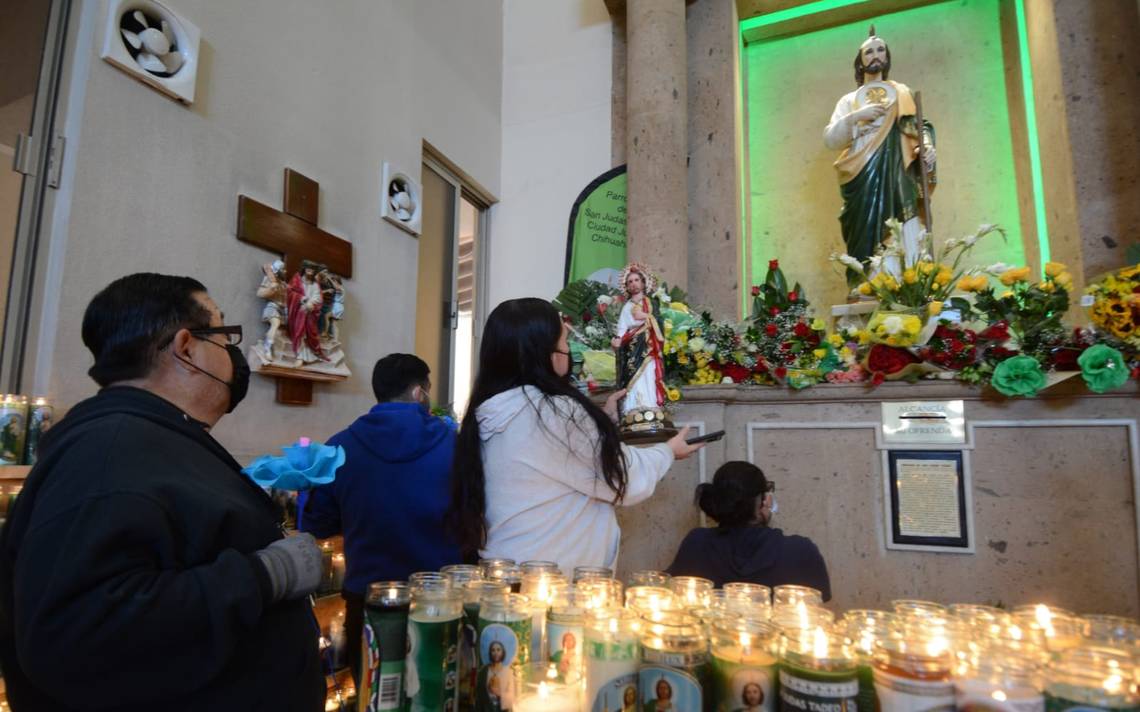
[237,168,353,405]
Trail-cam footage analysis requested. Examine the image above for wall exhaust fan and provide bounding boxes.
[380,163,423,236]
[101,0,200,104]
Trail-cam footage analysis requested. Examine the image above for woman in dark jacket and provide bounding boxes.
[666,461,831,600]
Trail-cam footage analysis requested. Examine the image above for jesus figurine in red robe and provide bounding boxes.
[287,260,326,363]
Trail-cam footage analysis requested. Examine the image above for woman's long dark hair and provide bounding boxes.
[447,298,627,559]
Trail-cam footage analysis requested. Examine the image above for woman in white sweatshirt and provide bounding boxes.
[447,298,702,575]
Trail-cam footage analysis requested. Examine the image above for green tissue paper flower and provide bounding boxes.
[1077,344,1129,393]
[991,355,1046,397]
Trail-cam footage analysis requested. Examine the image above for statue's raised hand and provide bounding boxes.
[915,143,936,170]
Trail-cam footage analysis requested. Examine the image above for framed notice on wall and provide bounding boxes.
[884,450,973,553]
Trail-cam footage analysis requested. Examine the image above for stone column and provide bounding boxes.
[626,0,688,288]
[687,0,743,318]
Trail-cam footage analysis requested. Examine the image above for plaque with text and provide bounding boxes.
[887,450,969,550]
[881,400,966,445]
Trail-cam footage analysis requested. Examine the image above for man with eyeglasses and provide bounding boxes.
[0,273,325,710]
[666,460,831,599]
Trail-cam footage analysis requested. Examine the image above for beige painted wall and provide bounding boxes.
[26,0,503,461]
[490,0,613,308]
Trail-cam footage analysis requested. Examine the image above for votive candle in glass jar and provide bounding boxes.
[725,582,773,608]
[1081,615,1140,652]
[772,601,835,633]
[441,564,482,587]
[577,577,624,611]
[954,649,1044,712]
[359,581,410,712]
[840,609,893,712]
[873,622,955,712]
[545,583,588,685]
[630,570,672,588]
[671,576,715,610]
[460,580,510,711]
[406,574,462,712]
[0,395,28,466]
[514,662,582,712]
[585,608,641,712]
[1017,606,1084,657]
[522,571,566,662]
[711,617,780,712]
[521,560,561,576]
[627,586,680,616]
[773,585,823,608]
[573,565,614,583]
[640,611,711,710]
[1045,646,1140,712]
[891,599,948,620]
[779,626,860,712]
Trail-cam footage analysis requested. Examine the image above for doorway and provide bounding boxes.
[414,153,493,418]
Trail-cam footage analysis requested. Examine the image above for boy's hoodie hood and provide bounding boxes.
[346,401,451,463]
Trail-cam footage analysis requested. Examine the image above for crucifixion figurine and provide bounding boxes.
[237,168,353,405]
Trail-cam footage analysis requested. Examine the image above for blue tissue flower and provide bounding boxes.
[242,439,345,491]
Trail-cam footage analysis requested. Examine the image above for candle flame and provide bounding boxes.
[991,691,1008,702]
[858,632,874,654]
[1008,624,1023,641]
[738,631,751,649]
[609,618,619,634]
[546,664,558,680]
[1103,674,1124,694]
[538,681,550,698]
[387,587,398,599]
[925,636,949,657]
[1034,604,1056,637]
[812,626,828,658]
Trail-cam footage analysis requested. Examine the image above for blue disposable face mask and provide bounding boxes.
[770,497,778,515]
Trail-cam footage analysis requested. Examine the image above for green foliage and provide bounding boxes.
[552,280,612,322]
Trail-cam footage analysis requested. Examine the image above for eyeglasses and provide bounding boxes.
[763,480,776,494]
[189,325,243,346]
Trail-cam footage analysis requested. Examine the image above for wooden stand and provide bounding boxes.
[254,365,348,406]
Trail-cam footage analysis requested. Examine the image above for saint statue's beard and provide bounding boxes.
[864,59,888,76]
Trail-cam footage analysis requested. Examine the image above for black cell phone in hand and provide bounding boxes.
[685,429,725,445]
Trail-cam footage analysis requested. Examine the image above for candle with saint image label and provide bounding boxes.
[711,618,779,712]
[586,608,640,712]
[778,626,859,712]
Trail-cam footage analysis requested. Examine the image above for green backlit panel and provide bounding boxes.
[743,0,1028,309]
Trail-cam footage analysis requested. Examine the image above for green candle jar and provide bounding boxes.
[475,592,533,710]
[711,617,780,712]
[441,564,483,587]
[779,626,859,712]
[585,607,642,712]
[641,611,712,711]
[1045,646,1140,712]
[358,581,410,712]
[407,574,462,712]
[459,580,509,711]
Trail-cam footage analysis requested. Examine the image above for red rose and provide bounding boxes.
[1132,367,1140,380]
[751,285,761,297]
[780,342,792,351]
[1048,347,1082,371]
[866,344,920,375]
[769,307,781,317]
[871,372,885,386]
[788,291,798,302]
[793,322,810,338]
[722,363,751,383]
[753,362,769,374]
[765,323,778,337]
[987,345,1020,361]
[979,321,1010,341]
[774,366,787,379]
[769,259,779,270]
[582,312,591,323]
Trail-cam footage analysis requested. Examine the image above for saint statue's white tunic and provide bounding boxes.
[615,297,661,413]
[476,386,674,575]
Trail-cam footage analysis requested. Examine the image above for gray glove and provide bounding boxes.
[253,532,323,602]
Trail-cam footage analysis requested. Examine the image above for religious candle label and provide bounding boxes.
[475,619,530,712]
[547,621,585,683]
[872,669,954,712]
[360,603,408,712]
[856,665,878,712]
[1044,695,1140,712]
[406,612,460,712]
[586,636,638,711]
[23,403,52,466]
[0,403,27,466]
[640,665,703,711]
[711,653,776,712]
[779,668,859,712]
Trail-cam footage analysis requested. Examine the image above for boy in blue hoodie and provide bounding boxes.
[301,353,459,682]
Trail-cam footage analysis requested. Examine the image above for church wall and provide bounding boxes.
[25,0,503,460]
[490,0,614,309]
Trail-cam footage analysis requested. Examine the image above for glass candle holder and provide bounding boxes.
[873,623,956,712]
[671,576,714,610]
[573,565,614,583]
[521,571,566,659]
[1015,606,1084,657]
[840,610,894,712]
[711,617,780,712]
[513,661,582,712]
[23,397,52,466]
[360,581,410,712]
[954,649,1044,712]
[626,586,680,616]
[1045,646,1140,711]
[0,394,28,466]
[585,607,641,712]
[440,564,482,587]
[891,599,948,620]
[779,626,860,712]
[630,570,672,588]
[521,560,561,575]
[576,577,624,611]
[460,580,510,709]
[484,563,523,593]
[725,582,773,608]
[477,592,534,679]
[407,575,462,711]
[640,611,710,710]
[772,601,835,633]
[773,585,824,608]
[545,583,589,685]
[1081,615,1140,652]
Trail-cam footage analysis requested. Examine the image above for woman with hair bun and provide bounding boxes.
[665,461,831,599]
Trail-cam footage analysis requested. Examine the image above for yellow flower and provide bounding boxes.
[855,329,870,344]
[903,269,918,284]
[1055,271,1073,290]
[669,302,689,312]
[858,282,873,296]
[677,352,689,365]
[999,266,1031,285]
[811,318,826,331]
[928,301,943,316]
[1039,280,1056,293]
[839,346,854,360]
[956,275,982,292]
[827,333,844,347]
[667,388,681,402]
[936,268,953,284]
[918,261,936,275]
[1001,290,1015,299]
[883,276,899,291]
[1044,261,1067,278]
[813,348,827,359]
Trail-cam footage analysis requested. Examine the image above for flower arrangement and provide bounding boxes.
[1086,263,1139,351]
